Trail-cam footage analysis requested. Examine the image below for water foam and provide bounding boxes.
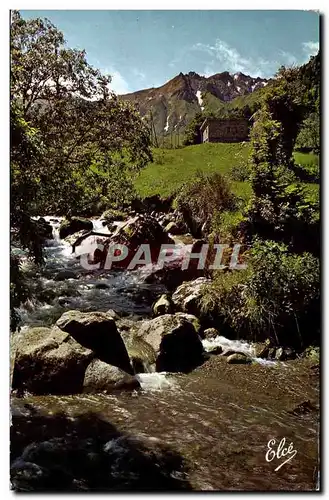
[202,335,277,366]
[136,372,178,392]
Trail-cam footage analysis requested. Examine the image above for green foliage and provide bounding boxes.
[200,55,320,348]
[295,111,320,154]
[201,240,320,346]
[176,171,236,237]
[11,10,152,221]
[247,92,319,254]
[182,112,204,145]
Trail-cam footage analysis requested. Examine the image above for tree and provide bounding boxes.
[183,112,204,145]
[247,74,319,254]
[295,110,320,153]
[11,10,152,221]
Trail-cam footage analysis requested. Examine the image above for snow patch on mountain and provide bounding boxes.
[196,90,204,110]
[164,115,169,132]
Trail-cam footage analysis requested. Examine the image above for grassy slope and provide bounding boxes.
[134,142,319,202]
[134,142,251,199]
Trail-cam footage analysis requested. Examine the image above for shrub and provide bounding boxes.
[176,171,236,237]
[200,240,320,347]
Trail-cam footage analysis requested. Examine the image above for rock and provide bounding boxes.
[122,335,157,373]
[253,339,271,358]
[11,327,94,394]
[56,311,133,374]
[83,359,140,393]
[94,282,110,289]
[288,400,318,416]
[144,267,200,292]
[172,277,211,316]
[203,328,219,340]
[152,294,174,316]
[207,345,223,355]
[101,209,127,223]
[59,217,93,240]
[275,347,284,361]
[283,347,297,360]
[110,214,173,256]
[136,313,203,372]
[54,270,77,281]
[58,297,74,307]
[268,347,276,359]
[227,353,251,364]
[106,309,121,321]
[36,218,53,240]
[164,221,187,235]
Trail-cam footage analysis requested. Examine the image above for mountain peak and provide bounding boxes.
[120,69,268,136]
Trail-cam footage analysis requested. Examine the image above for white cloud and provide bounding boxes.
[278,50,298,67]
[302,41,320,59]
[100,68,130,95]
[173,38,318,79]
[192,39,262,76]
[108,70,130,95]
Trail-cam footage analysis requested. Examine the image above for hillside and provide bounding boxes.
[134,143,319,201]
[120,71,268,137]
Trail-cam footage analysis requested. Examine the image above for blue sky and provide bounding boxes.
[20,10,320,94]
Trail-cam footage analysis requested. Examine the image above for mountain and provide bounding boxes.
[120,71,269,137]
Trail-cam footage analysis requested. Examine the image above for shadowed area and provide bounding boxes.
[10,409,192,492]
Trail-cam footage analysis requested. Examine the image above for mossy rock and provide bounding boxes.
[59,217,93,240]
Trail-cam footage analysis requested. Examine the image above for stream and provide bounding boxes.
[10,217,320,491]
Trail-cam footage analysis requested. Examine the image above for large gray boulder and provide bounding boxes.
[83,359,140,393]
[172,277,211,316]
[136,313,203,372]
[56,311,133,374]
[11,327,94,394]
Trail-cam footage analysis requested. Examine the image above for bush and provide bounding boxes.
[200,240,320,347]
[176,171,236,237]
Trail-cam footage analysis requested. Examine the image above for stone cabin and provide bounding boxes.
[200,118,249,143]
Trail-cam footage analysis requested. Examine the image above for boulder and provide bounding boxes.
[36,218,53,240]
[283,347,297,360]
[203,328,220,340]
[11,327,94,394]
[152,294,174,317]
[136,313,203,372]
[83,359,140,393]
[122,335,157,373]
[227,353,252,364]
[56,311,133,374]
[59,217,93,240]
[108,214,174,261]
[253,339,271,359]
[100,209,127,224]
[54,270,77,281]
[275,347,284,361]
[172,277,211,316]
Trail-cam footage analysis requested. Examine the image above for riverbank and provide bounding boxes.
[10,215,320,492]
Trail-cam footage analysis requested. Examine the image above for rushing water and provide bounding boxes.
[10,217,320,491]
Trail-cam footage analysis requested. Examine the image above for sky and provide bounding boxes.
[20,10,320,94]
